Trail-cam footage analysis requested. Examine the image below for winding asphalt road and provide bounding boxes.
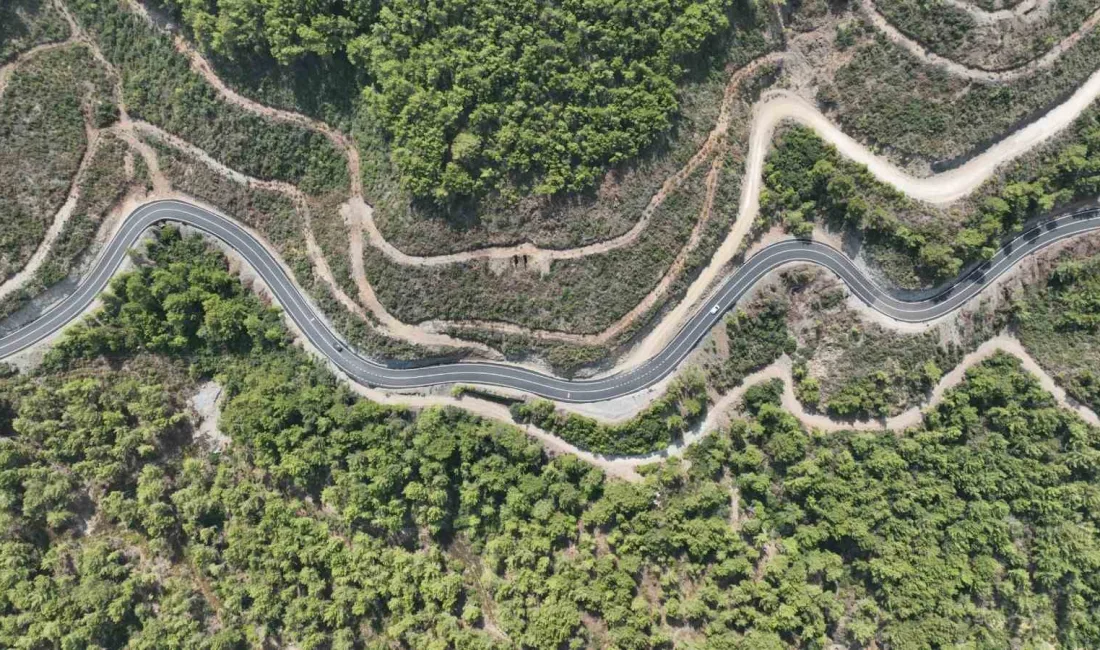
[2,199,1098,403]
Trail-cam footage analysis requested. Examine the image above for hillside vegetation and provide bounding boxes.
[1017,249,1100,412]
[0,0,69,62]
[70,0,349,194]
[362,164,715,333]
[825,19,1100,165]
[2,230,1100,647]
[0,133,136,322]
[0,45,114,284]
[762,107,1100,287]
[872,0,1100,70]
[154,0,743,203]
[6,2,1100,643]
[146,139,442,363]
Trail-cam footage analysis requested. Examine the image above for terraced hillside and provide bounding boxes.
[5,0,1100,646]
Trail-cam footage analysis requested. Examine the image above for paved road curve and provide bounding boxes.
[2,199,1098,403]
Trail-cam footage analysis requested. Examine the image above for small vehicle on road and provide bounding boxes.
[709,305,721,315]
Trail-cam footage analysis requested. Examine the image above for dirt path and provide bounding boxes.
[0,3,118,304]
[0,40,75,104]
[427,147,732,347]
[26,0,1100,390]
[134,121,302,196]
[112,0,1100,364]
[115,127,168,195]
[0,115,101,301]
[928,334,1100,425]
[941,0,1047,23]
[760,81,1100,205]
[645,334,1099,463]
[862,0,1100,81]
[133,122,490,353]
[340,198,487,349]
[160,10,774,267]
[122,0,366,199]
[714,335,1099,434]
[501,333,1099,479]
[1,0,82,100]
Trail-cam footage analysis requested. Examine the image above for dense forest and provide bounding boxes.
[1016,251,1100,413]
[152,0,741,202]
[1,229,1100,647]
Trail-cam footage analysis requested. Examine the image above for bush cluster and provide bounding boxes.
[708,290,796,391]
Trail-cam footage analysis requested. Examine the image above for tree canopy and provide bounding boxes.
[156,0,739,202]
[762,108,1100,284]
[2,230,1099,647]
